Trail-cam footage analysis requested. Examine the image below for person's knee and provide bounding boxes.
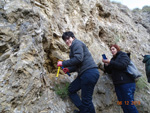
[68,85,75,95]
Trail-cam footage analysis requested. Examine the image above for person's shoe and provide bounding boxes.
[73,109,80,113]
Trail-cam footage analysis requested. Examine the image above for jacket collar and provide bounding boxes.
[70,38,77,48]
[113,51,122,58]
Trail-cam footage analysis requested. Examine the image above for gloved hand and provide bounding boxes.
[63,68,69,74]
[57,61,62,67]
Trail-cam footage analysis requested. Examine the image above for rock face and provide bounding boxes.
[0,0,150,113]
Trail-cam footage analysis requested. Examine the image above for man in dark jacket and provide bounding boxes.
[57,31,99,113]
[143,55,150,83]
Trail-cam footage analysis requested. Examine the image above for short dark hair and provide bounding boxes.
[110,44,120,52]
[62,31,75,40]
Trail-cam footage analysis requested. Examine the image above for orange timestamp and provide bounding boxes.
[117,101,141,105]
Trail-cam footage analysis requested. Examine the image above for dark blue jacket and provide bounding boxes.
[104,51,135,85]
[62,39,97,76]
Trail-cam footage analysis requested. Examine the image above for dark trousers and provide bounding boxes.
[115,83,138,113]
[68,68,99,113]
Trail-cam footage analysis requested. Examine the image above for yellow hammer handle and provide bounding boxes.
[56,66,60,77]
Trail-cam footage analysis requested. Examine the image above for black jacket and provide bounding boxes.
[62,39,97,76]
[104,51,135,85]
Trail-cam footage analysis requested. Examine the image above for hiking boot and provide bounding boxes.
[73,109,80,113]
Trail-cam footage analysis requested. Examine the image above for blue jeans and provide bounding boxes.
[115,83,138,113]
[68,68,99,113]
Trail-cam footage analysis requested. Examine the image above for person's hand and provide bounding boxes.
[63,68,69,74]
[102,59,110,65]
[57,61,62,67]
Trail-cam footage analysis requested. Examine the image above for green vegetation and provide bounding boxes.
[142,6,150,12]
[132,8,140,12]
[114,33,124,44]
[114,34,120,43]
[54,82,70,99]
[136,77,148,90]
[133,5,150,12]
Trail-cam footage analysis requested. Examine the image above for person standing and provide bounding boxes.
[102,44,138,113]
[57,31,100,113]
[143,55,150,83]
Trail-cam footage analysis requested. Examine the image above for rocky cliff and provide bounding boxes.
[0,0,150,113]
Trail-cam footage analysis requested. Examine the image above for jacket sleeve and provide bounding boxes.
[109,52,130,70]
[62,42,83,67]
[68,66,77,73]
[104,64,112,74]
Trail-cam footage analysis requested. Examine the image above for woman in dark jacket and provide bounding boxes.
[102,44,138,113]
[143,55,150,83]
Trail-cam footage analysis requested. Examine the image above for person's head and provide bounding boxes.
[62,31,75,47]
[110,44,120,56]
